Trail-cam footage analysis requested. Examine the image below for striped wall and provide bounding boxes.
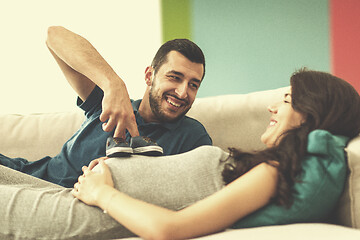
[161,0,359,96]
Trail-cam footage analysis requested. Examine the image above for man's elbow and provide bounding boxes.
[46,26,64,46]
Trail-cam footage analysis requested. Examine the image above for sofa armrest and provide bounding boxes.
[337,135,360,229]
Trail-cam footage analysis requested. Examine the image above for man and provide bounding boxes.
[0,26,212,187]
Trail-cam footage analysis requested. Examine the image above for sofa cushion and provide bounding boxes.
[120,223,360,240]
[0,111,84,161]
[337,135,360,229]
[232,130,348,228]
[191,223,360,240]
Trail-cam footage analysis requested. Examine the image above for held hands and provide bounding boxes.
[72,157,114,206]
[99,86,139,139]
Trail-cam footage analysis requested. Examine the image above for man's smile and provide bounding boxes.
[164,94,188,110]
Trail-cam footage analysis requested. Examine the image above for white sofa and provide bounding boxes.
[1,87,360,239]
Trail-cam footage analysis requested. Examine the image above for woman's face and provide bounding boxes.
[261,88,305,147]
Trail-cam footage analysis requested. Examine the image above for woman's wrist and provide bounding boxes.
[96,185,117,213]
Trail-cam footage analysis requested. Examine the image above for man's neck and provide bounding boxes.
[138,94,158,123]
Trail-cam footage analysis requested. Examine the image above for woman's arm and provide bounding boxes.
[72,159,278,240]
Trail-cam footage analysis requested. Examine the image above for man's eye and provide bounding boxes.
[190,83,199,90]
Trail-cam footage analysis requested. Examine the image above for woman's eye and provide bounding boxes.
[169,75,180,80]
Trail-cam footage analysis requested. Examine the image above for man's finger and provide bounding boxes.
[99,111,109,123]
[102,118,116,132]
[113,122,126,139]
[127,122,140,137]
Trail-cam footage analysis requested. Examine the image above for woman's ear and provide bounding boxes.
[144,66,154,86]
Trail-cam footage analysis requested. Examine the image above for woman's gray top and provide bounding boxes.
[0,146,229,240]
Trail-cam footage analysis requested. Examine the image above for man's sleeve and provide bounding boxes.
[76,86,104,117]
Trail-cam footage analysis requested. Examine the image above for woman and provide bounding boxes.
[1,69,359,240]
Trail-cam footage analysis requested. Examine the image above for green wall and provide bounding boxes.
[162,0,330,97]
[161,0,191,42]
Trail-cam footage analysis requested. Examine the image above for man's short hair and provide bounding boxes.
[151,39,206,80]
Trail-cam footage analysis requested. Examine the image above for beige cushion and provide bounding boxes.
[0,111,84,161]
[122,223,360,240]
[188,87,287,152]
[337,136,360,229]
[199,224,360,240]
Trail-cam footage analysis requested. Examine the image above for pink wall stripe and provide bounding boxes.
[330,0,360,92]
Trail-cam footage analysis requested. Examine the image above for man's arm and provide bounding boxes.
[46,26,139,138]
[46,46,95,101]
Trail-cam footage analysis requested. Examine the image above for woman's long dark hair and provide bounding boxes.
[222,68,360,207]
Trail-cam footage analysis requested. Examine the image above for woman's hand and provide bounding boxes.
[87,157,106,170]
[72,157,114,206]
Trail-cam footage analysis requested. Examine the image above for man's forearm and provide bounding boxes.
[46,26,139,138]
[46,26,125,96]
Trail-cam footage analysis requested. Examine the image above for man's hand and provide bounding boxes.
[100,84,140,138]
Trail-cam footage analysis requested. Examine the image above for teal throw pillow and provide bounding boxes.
[232,129,349,228]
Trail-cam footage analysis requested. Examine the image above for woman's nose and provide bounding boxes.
[267,102,279,113]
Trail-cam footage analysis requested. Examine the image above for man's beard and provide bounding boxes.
[149,88,189,123]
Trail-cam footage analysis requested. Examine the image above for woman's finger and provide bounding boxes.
[88,160,99,170]
[71,188,77,197]
[83,168,92,177]
[78,174,86,184]
[88,157,109,170]
[99,159,110,173]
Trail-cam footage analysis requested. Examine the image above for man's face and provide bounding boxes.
[148,51,204,122]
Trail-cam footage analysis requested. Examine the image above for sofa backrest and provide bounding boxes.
[0,87,287,160]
